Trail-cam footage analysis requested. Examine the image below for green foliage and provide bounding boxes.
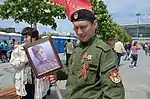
[0,0,66,29]
[90,0,129,41]
[90,0,116,40]
[114,24,132,42]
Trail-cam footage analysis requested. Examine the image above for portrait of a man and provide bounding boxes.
[30,43,60,74]
[24,37,63,78]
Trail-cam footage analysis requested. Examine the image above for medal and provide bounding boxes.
[83,52,88,59]
[87,55,92,60]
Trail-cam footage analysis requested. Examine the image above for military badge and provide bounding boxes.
[87,55,92,60]
[74,13,78,19]
[109,68,121,83]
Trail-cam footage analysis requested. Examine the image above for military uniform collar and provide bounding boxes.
[80,35,96,47]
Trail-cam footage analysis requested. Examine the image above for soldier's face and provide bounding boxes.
[73,20,97,42]
[36,48,47,61]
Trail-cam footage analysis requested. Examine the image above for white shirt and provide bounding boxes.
[114,41,125,53]
[10,44,50,99]
[66,42,74,54]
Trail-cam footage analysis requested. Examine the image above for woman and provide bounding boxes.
[10,27,50,99]
[129,41,140,68]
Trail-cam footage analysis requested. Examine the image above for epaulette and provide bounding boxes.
[96,40,112,53]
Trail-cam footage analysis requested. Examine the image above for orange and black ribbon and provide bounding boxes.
[79,61,89,80]
[82,52,88,59]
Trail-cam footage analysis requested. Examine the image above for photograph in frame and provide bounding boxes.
[24,37,63,78]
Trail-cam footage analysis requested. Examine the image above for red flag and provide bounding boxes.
[50,0,92,20]
[50,0,66,6]
[65,0,92,20]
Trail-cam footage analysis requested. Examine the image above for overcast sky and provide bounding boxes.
[0,0,150,33]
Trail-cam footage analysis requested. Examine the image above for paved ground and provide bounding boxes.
[120,50,150,99]
[0,50,150,99]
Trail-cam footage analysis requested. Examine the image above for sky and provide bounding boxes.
[0,0,150,34]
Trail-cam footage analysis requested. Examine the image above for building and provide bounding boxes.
[5,27,16,33]
[121,24,150,42]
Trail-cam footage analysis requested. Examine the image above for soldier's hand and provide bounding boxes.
[49,74,57,85]
[43,76,50,81]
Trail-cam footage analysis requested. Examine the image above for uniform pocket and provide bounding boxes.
[84,64,98,84]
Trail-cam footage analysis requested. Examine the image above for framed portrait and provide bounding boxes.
[24,37,63,78]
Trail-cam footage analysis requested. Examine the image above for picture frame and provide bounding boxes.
[24,37,63,78]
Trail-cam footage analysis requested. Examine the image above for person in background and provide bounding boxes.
[65,39,74,67]
[141,43,145,51]
[7,39,16,61]
[10,27,50,99]
[124,42,132,60]
[64,40,68,57]
[114,38,125,66]
[0,40,10,63]
[129,41,140,68]
[123,42,128,60]
[144,42,149,55]
[148,42,150,56]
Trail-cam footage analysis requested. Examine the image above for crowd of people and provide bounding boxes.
[0,39,20,63]
[141,42,150,55]
[114,39,141,68]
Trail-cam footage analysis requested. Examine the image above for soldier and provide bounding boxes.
[50,9,125,99]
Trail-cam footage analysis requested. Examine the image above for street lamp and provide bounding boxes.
[136,12,140,40]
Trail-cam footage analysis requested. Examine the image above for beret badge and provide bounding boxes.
[74,13,78,19]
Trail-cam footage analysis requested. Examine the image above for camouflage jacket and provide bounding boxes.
[57,36,125,99]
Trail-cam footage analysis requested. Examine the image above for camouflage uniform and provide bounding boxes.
[56,9,125,99]
[57,36,125,99]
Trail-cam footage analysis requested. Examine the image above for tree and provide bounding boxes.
[0,0,66,29]
[114,24,132,42]
[90,0,130,45]
[90,0,116,41]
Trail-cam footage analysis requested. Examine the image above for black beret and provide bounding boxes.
[71,9,96,22]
